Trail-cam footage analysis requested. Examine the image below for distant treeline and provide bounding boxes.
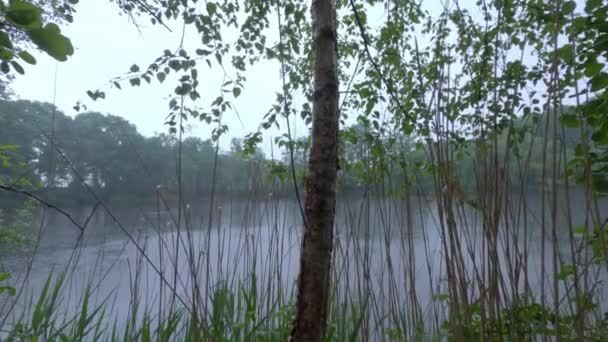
[0,99,273,208]
[0,98,583,209]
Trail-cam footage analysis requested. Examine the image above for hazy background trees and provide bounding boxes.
[0,96,585,212]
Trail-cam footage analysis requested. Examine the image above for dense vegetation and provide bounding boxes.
[0,0,607,340]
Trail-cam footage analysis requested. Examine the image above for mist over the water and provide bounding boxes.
[3,188,605,337]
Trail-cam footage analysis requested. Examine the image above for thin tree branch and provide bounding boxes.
[348,0,414,123]
[0,184,84,232]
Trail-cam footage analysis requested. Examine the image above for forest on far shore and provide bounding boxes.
[0,96,585,210]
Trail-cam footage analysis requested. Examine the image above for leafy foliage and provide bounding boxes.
[0,0,74,80]
[0,272,16,297]
[0,143,37,251]
[0,0,607,340]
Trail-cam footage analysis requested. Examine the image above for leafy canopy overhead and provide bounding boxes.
[1,0,608,194]
[0,0,74,79]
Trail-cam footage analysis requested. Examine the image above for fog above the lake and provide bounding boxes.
[3,190,606,336]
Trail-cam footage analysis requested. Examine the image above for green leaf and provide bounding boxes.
[574,225,586,235]
[0,273,14,297]
[129,77,140,86]
[10,60,24,74]
[572,17,586,33]
[6,0,42,28]
[232,87,241,98]
[584,60,604,78]
[575,143,584,157]
[18,50,36,64]
[590,73,608,92]
[168,60,181,71]
[560,114,579,128]
[556,45,574,65]
[594,175,608,194]
[0,286,16,296]
[86,90,105,100]
[175,84,190,95]
[157,72,166,83]
[591,129,608,145]
[562,1,576,14]
[433,293,449,302]
[27,23,73,61]
[586,0,601,11]
[558,265,574,280]
[196,48,211,56]
[206,2,217,15]
[0,47,14,61]
[0,31,13,49]
[372,120,379,130]
[130,64,139,72]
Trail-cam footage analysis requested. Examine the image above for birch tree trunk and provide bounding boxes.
[291,0,339,341]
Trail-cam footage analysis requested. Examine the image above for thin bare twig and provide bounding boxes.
[0,184,84,232]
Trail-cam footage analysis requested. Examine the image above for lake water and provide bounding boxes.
[1,191,606,337]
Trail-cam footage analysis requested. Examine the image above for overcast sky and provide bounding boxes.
[11,1,300,155]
